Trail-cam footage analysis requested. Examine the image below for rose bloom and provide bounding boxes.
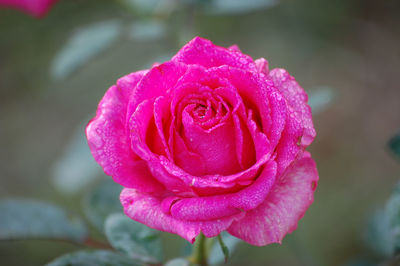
[0,0,57,17]
[86,37,319,246]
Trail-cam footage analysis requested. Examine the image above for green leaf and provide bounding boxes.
[129,20,166,41]
[181,240,193,256]
[52,120,101,195]
[386,183,400,253]
[365,209,394,257]
[164,258,190,266]
[205,0,279,15]
[365,183,400,257]
[0,199,87,243]
[209,232,241,265]
[104,213,162,263]
[342,256,377,266]
[308,86,336,115]
[50,20,122,80]
[46,250,139,266]
[83,180,123,231]
[388,132,400,159]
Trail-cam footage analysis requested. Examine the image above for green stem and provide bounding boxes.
[217,234,229,263]
[193,233,208,266]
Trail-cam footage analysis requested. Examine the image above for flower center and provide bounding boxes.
[193,104,207,118]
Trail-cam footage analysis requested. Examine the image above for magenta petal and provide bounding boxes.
[117,70,148,101]
[0,0,58,17]
[269,68,315,146]
[255,58,269,75]
[227,154,319,246]
[172,131,206,176]
[181,111,241,176]
[130,98,194,195]
[209,66,287,149]
[121,189,245,243]
[172,37,257,71]
[126,62,188,120]
[169,162,277,221]
[86,83,164,193]
[269,68,316,174]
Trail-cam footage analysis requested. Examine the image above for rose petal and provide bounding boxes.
[0,0,58,17]
[169,161,277,221]
[172,131,206,176]
[269,68,316,174]
[255,58,269,75]
[209,66,287,149]
[269,68,315,146]
[181,109,241,175]
[120,189,245,243]
[227,153,318,246]
[172,37,257,71]
[129,98,193,195]
[86,82,164,193]
[126,61,188,121]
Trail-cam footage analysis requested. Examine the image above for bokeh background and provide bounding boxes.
[1,0,400,265]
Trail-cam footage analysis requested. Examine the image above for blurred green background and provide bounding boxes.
[1,0,400,265]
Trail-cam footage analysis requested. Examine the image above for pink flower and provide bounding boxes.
[0,0,58,18]
[86,37,319,246]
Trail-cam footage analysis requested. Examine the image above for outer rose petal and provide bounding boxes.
[269,68,315,146]
[227,153,318,246]
[0,0,57,17]
[255,58,269,75]
[268,68,316,175]
[120,189,245,243]
[172,37,257,72]
[86,74,164,193]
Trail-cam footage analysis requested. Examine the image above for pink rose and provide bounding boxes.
[0,0,58,17]
[86,37,319,246]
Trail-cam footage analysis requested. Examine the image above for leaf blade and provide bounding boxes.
[0,199,87,243]
[83,180,123,231]
[50,20,122,80]
[209,232,241,265]
[104,213,163,264]
[46,250,139,266]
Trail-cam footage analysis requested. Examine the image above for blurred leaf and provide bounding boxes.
[0,199,87,243]
[343,256,377,266]
[386,183,400,253]
[46,250,139,266]
[383,254,400,266]
[181,240,193,256]
[308,86,336,114]
[50,20,122,80]
[388,133,400,159]
[209,232,241,265]
[129,20,166,41]
[205,0,279,15]
[83,180,123,231]
[104,213,162,263]
[51,121,101,195]
[365,209,394,257]
[365,183,400,257]
[182,0,211,6]
[164,258,190,266]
